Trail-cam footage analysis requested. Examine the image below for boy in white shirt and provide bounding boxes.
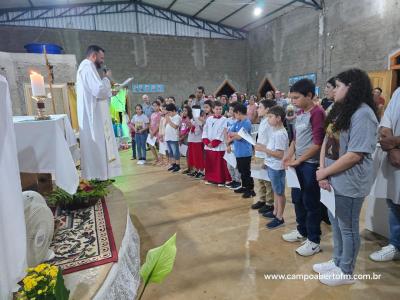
[252,99,276,213]
[165,103,182,173]
[255,106,289,229]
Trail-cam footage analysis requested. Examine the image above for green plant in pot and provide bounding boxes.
[47,179,112,210]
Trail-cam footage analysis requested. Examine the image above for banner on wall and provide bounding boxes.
[132,84,165,93]
[289,73,317,86]
[289,73,319,96]
[288,73,317,86]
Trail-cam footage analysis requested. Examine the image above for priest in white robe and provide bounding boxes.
[369,88,400,262]
[0,75,27,300]
[76,45,121,180]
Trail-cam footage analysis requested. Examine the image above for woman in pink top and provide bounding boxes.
[149,100,161,164]
[247,95,259,124]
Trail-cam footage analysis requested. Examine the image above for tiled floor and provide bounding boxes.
[115,150,399,300]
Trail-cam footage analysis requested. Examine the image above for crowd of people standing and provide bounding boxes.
[127,69,399,287]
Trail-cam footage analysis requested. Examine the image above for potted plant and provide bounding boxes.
[46,179,112,210]
[17,263,69,300]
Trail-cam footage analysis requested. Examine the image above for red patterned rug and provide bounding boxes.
[48,199,118,274]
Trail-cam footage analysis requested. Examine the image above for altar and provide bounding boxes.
[13,115,141,299]
[13,114,79,194]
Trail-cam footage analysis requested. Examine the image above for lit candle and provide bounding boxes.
[30,71,46,97]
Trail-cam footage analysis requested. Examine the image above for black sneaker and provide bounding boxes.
[225,181,234,188]
[262,211,275,219]
[266,218,285,229]
[258,205,274,214]
[188,171,197,177]
[234,187,247,194]
[251,201,266,210]
[195,172,204,179]
[167,164,176,171]
[182,169,191,174]
[229,181,242,190]
[172,165,181,173]
[242,190,256,198]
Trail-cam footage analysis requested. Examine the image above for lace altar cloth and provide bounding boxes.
[65,213,141,299]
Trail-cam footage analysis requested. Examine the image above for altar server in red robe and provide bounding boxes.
[202,101,231,185]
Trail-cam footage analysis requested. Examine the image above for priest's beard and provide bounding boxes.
[94,59,103,69]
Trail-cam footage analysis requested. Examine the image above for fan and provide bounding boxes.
[22,191,55,267]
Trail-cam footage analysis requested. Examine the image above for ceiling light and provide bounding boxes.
[254,7,262,16]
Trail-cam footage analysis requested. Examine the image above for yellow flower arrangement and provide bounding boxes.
[18,263,69,300]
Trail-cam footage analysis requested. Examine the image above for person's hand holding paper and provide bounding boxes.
[238,127,256,145]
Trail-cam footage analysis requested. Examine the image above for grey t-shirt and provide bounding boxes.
[294,105,325,164]
[325,103,378,198]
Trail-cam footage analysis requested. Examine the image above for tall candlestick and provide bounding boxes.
[30,71,46,96]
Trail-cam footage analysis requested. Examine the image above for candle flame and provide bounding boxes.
[30,71,43,76]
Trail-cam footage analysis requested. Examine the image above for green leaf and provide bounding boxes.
[54,268,70,300]
[140,233,177,284]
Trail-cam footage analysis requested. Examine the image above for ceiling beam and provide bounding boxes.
[167,0,178,10]
[217,0,253,24]
[192,0,215,18]
[240,0,298,30]
[0,0,247,39]
[296,0,322,10]
[310,0,323,9]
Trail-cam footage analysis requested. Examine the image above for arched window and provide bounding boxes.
[214,80,237,97]
[257,77,276,99]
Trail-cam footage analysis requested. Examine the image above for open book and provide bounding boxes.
[115,77,134,89]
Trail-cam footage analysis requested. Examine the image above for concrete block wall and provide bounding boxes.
[0,51,77,115]
[248,0,400,95]
[2,0,400,112]
[0,26,248,113]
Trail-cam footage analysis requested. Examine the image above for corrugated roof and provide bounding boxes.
[0,0,321,30]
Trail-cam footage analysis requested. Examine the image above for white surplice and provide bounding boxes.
[202,116,228,151]
[0,75,27,300]
[76,59,121,180]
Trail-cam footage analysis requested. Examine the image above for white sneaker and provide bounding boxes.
[136,160,141,165]
[313,259,337,274]
[319,268,355,287]
[369,244,400,262]
[296,239,321,256]
[282,229,306,243]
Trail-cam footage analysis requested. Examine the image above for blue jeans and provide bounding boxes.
[167,141,180,161]
[135,133,148,160]
[131,138,136,159]
[329,195,364,275]
[387,199,400,250]
[291,162,321,244]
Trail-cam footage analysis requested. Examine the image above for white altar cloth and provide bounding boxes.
[13,114,79,194]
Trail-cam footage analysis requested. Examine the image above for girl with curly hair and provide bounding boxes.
[314,69,379,286]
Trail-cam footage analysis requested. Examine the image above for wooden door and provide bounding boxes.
[368,70,394,107]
